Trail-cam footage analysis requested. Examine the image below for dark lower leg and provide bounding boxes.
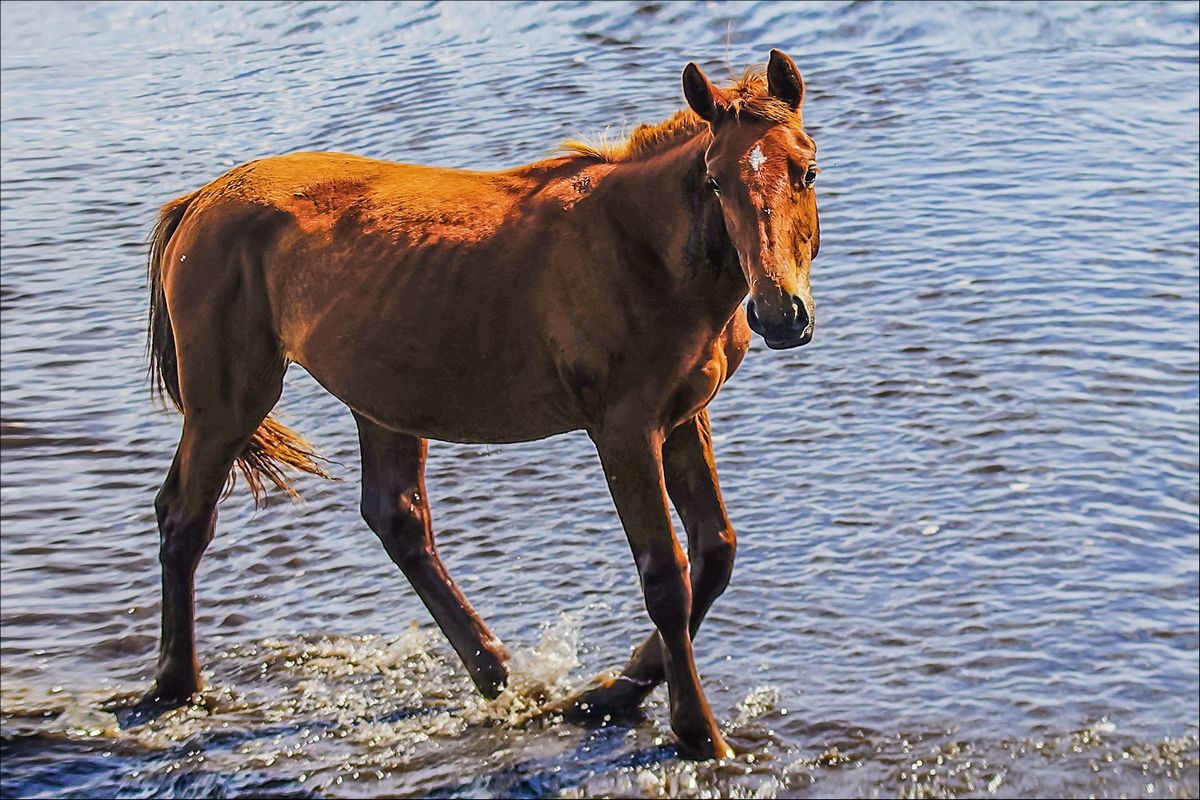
[393,544,510,696]
[591,428,732,759]
[357,417,509,697]
[567,413,736,713]
[562,532,732,714]
[149,514,215,703]
[144,427,242,706]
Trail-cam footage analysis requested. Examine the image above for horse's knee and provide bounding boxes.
[639,550,692,633]
[695,528,736,590]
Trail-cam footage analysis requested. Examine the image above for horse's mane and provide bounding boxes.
[559,68,795,163]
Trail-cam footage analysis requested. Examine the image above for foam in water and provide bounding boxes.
[458,613,584,726]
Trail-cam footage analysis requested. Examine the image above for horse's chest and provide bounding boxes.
[665,357,725,425]
[576,350,727,431]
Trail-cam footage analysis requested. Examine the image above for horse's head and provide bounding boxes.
[684,50,819,350]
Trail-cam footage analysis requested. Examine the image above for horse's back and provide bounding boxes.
[180,151,533,240]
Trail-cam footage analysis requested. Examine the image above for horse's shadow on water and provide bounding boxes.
[88,692,674,799]
[102,691,439,735]
[103,695,186,731]
[433,713,678,799]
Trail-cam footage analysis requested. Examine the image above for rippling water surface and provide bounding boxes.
[2,2,1197,797]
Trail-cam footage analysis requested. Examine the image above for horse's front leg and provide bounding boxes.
[566,410,736,713]
[590,424,733,760]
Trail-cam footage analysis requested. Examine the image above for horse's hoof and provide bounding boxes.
[673,730,736,761]
[670,710,736,761]
[536,672,651,725]
[465,640,511,700]
[145,681,196,705]
[107,687,193,729]
[132,681,198,713]
[469,666,510,701]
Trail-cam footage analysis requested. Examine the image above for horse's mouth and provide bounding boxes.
[761,327,813,350]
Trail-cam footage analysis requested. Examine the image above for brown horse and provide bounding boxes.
[141,49,820,760]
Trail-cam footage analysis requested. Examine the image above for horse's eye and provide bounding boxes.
[803,166,818,188]
[705,175,721,194]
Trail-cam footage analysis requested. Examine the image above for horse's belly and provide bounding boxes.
[296,335,581,444]
[354,382,579,444]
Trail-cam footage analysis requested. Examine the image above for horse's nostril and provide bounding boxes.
[791,295,810,329]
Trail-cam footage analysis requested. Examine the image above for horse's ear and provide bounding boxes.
[767,49,804,111]
[683,62,728,124]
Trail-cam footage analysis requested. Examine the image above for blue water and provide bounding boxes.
[2,2,1197,797]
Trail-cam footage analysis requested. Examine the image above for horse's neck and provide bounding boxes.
[604,135,747,321]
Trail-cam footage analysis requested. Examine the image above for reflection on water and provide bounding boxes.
[2,1,1198,797]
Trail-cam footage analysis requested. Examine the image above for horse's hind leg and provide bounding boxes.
[355,413,510,698]
[145,367,285,706]
[561,410,736,715]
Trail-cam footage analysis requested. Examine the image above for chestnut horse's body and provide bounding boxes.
[143,51,820,759]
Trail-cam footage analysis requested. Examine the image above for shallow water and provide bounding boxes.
[1,1,1197,797]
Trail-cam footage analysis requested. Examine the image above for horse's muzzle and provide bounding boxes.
[746,295,814,350]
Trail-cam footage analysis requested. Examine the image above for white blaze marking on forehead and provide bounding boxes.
[748,144,767,172]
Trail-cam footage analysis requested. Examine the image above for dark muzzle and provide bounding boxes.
[746,295,814,349]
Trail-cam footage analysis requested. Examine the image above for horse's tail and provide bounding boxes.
[146,193,331,505]
[146,194,190,416]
